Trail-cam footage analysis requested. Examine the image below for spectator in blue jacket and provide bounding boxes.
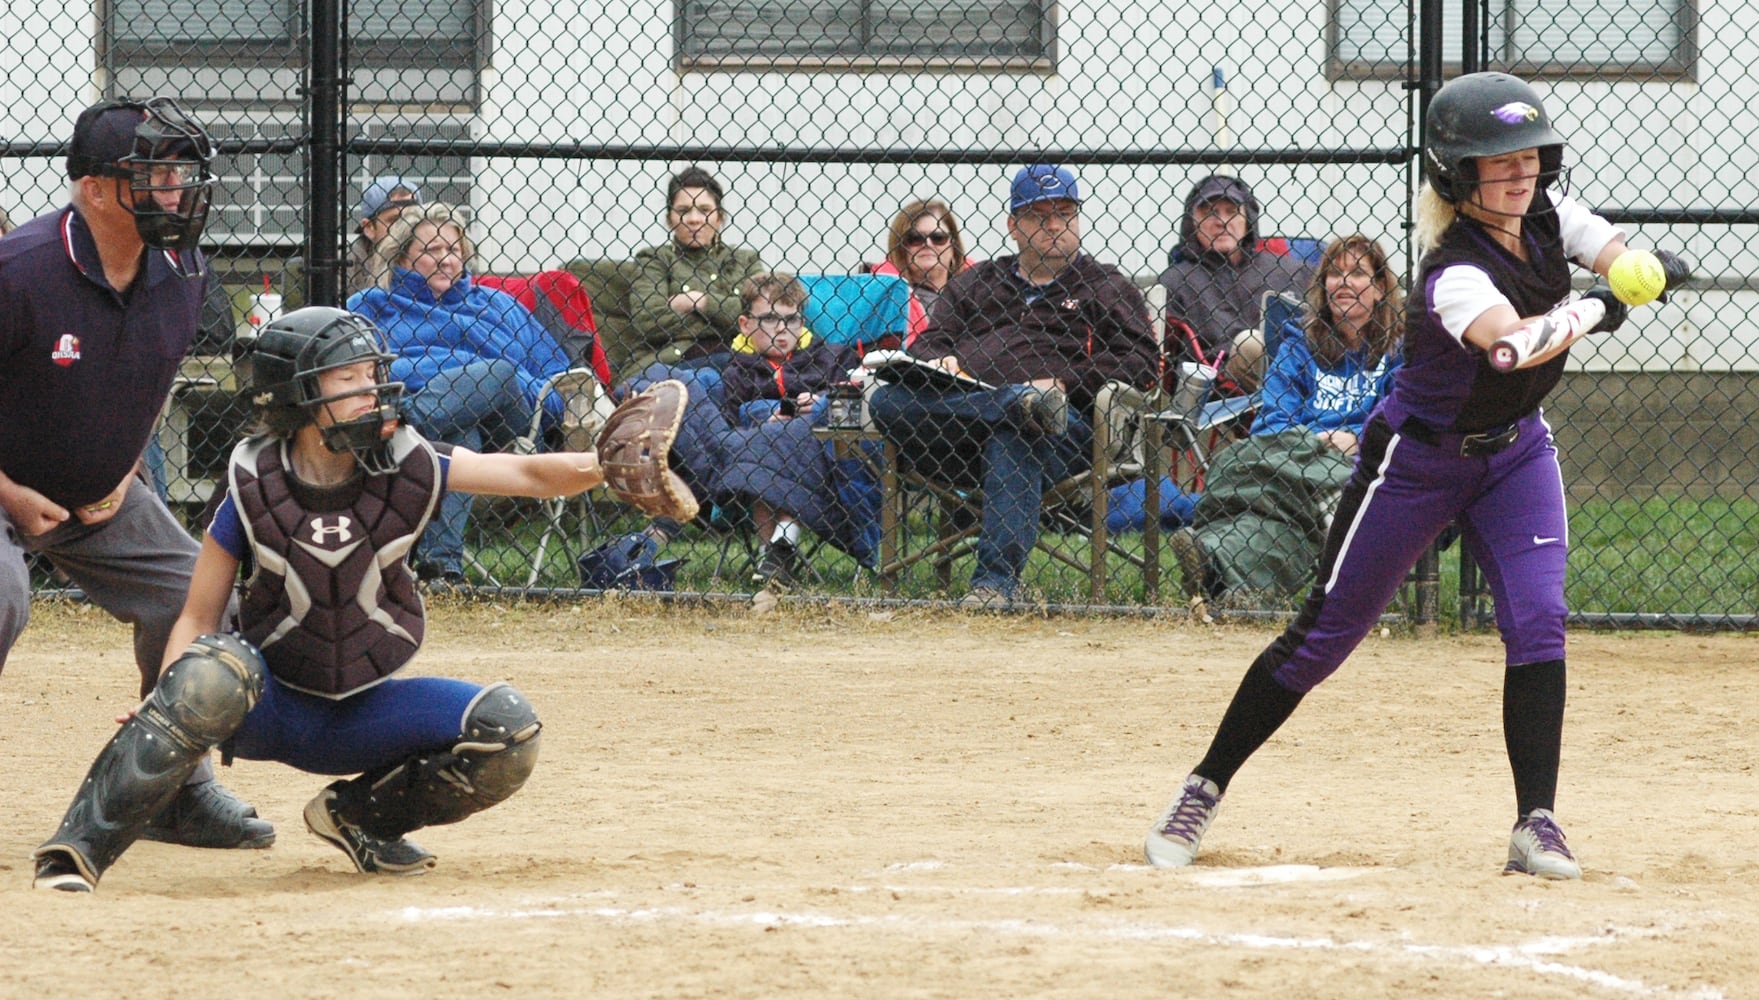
[1171,233,1404,603]
[347,201,570,585]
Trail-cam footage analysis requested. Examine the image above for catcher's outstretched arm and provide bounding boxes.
[448,448,604,498]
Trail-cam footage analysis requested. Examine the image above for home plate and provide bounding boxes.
[1183,865,1374,887]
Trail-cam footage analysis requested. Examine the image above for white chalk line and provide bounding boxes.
[396,879,1724,999]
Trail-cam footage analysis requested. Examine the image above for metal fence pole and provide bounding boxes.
[305,0,343,309]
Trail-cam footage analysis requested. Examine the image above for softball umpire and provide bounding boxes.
[1145,72,1690,878]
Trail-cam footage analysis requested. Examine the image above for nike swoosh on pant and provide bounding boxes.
[1533,536,1560,545]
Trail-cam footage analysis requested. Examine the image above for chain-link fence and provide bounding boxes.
[5,0,1753,625]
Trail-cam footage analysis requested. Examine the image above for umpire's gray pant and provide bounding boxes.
[0,476,219,783]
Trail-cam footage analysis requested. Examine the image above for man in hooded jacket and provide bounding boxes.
[1157,174,1313,391]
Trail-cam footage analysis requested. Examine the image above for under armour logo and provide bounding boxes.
[309,516,355,546]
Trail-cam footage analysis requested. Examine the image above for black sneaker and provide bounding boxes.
[415,561,468,592]
[303,785,436,876]
[139,780,277,849]
[31,850,95,893]
[754,539,800,589]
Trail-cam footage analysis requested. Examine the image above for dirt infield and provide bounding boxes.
[1,598,1755,998]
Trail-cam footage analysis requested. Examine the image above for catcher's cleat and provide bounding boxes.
[1145,774,1223,868]
[32,851,95,893]
[1504,808,1581,880]
[304,786,436,876]
[140,780,277,850]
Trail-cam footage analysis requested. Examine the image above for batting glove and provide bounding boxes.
[1653,250,1693,303]
[1582,282,1629,335]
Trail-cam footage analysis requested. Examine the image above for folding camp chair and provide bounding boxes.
[1155,289,1304,488]
[475,270,619,587]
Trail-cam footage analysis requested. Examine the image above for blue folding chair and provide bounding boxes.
[797,273,911,352]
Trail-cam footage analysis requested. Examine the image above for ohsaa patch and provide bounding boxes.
[50,333,81,367]
[1492,101,1540,124]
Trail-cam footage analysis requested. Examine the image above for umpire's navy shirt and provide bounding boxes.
[0,207,206,508]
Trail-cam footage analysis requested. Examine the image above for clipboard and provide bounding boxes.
[861,349,994,392]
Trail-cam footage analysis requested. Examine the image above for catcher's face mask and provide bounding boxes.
[310,358,405,472]
[248,307,406,473]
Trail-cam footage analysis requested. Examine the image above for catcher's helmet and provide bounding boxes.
[246,307,405,473]
[1423,72,1566,204]
[67,97,215,251]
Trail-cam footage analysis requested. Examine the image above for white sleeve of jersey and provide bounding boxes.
[1555,194,1626,269]
[1430,265,1509,346]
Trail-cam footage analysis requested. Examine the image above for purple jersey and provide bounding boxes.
[1383,192,1621,434]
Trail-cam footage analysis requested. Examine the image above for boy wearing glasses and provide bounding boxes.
[868,165,1158,609]
[719,272,871,588]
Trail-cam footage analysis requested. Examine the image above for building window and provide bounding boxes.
[678,0,1054,70]
[1331,0,1695,79]
[105,0,484,105]
[204,116,473,248]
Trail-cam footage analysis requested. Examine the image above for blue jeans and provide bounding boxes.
[403,359,535,573]
[870,383,1091,595]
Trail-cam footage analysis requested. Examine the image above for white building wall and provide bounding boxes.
[3,0,1754,370]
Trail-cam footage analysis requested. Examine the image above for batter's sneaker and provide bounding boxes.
[1505,808,1581,879]
[1145,774,1223,868]
[31,850,95,893]
[303,785,436,876]
[140,780,277,849]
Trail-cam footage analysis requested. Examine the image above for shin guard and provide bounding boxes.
[340,682,542,840]
[33,635,266,886]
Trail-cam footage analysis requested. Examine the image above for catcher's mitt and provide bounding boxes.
[596,379,700,522]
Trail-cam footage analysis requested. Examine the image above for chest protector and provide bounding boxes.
[230,427,441,698]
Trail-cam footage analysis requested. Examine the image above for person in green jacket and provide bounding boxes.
[628,166,766,374]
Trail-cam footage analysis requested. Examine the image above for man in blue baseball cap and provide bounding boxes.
[869,164,1158,608]
[1009,163,1083,213]
[347,175,423,294]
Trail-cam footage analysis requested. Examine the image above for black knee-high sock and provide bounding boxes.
[1194,650,1307,793]
[1504,659,1566,817]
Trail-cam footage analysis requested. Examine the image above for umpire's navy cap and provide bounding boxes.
[66,102,149,179]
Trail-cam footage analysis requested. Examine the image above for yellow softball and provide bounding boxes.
[1608,250,1667,307]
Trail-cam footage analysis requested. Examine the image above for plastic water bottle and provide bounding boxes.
[243,276,282,345]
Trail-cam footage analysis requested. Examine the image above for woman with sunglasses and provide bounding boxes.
[872,199,971,348]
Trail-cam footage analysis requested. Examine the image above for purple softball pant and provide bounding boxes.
[1266,410,1568,693]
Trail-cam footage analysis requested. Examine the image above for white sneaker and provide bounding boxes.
[1505,808,1581,880]
[1145,774,1223,867]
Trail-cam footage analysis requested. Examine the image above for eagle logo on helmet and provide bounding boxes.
[1492,102,1540,125]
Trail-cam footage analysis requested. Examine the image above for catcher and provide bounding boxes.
[32,306,694,891]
